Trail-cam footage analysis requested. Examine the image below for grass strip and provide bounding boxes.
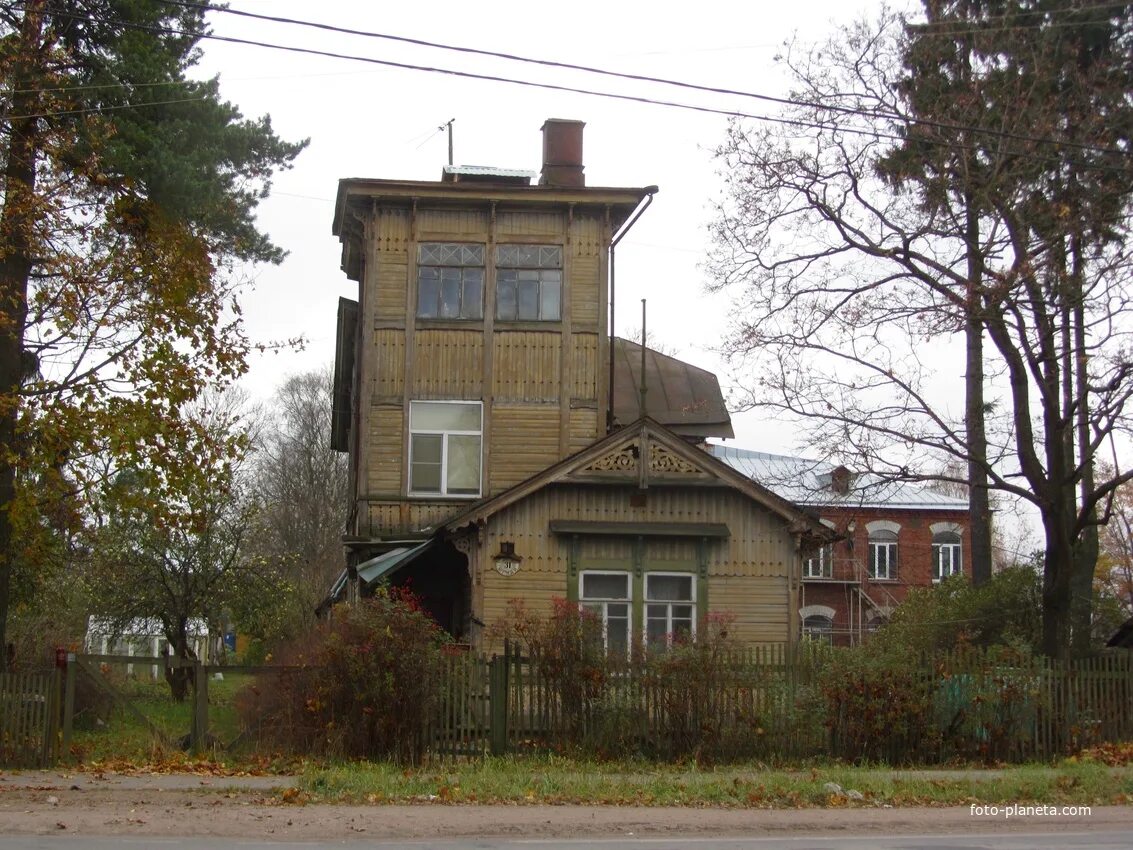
[296,757,1133,808]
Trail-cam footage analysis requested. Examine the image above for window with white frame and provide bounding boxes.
[579,571,631,655]
[417,243,484,319]
[803,543,833,579]
[495,244,562,321]
[408,401,482,496]
[932,531,963,581]
[644,573,696,647]
[868,529,898,580]
[803,614,833,644]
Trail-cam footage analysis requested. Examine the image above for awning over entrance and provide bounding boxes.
[356,540,435,587]
[319,540,436,615]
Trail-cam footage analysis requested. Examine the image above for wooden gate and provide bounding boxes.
[0,670,60,768]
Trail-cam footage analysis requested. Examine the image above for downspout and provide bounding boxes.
[607,186,659,433]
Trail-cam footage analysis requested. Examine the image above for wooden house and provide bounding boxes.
[326,119,832,650]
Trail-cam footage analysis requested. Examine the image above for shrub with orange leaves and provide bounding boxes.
[237,586,450,764]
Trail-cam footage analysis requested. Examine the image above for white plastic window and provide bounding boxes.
[579,571,631,654]
[408,401,482,496]
[644,573,695,647]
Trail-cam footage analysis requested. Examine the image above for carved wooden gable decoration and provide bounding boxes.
[572,427,713,488]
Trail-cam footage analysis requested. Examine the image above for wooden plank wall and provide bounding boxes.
[489,405,562,491]
[477,484,796,643]
[358,200,614,536]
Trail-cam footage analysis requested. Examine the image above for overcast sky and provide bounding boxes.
[193,0,911,456]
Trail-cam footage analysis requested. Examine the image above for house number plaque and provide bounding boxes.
[494,557,521,577]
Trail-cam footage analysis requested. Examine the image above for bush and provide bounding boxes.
[237,586,450,763]
[878,565,1043,654]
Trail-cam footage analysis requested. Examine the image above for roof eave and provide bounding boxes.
[333,178,652,236]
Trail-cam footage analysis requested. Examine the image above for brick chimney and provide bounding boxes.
[830,466,852,495]
[540,119,585,188]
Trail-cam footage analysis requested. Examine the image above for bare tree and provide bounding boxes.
[243,369,349,643]
[708,6,1133,658]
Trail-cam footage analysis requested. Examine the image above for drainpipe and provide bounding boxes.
[607,186,659,433]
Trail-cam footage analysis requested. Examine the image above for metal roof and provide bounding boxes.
[321,541,436,613]
[441,165,536,181]
[708,444,969,511]
[356,541,434,587]
[612,338,734,438]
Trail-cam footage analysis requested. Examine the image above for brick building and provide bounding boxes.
[710,445,971,645]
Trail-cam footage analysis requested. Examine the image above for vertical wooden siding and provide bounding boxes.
[373,208,410,321]
[570,334,598,400]
[496,210,562,237]
[491,332,561,402]
[372,329,405,399]
[472,484,797,644]
[367,501,466,536]
[417,208,489,238]
[412,330,484,397]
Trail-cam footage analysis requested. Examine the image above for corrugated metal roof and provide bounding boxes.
[708,444,969,511]
[441,165,536,182]
[612,338,733,438]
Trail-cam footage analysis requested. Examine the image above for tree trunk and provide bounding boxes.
[0,4,46,663]
[1070,233,1097,656]
[164,664,191,702]
[964,201,993,585]
[164,622,195,703]
[1042,506,1076,660]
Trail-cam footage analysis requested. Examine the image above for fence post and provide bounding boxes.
[489,653,509,756]
[61,652,76,760]
[191,660,208,754]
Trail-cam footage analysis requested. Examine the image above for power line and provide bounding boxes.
[146,0,1130,161]
[2,94,211,121]
[2,6,911,145]
[5,4,1130,173]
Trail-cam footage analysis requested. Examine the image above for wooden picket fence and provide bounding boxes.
[426,645,1133,763]
[0,670,61,768]
[8,646,1131,766]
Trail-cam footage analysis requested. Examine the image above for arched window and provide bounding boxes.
[803,614,833,644]
[868,529,898,580]
[933,530,963,581]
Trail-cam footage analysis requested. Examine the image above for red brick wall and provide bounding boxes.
[799,506,971,645]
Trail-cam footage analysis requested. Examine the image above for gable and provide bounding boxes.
[442,418,830,543]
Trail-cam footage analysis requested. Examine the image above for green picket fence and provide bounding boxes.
[427,645,1133,764]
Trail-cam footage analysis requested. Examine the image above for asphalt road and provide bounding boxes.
[0,832,1130,849]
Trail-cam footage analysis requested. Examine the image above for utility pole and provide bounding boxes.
[639,299,647,416]
[440,118,455,166]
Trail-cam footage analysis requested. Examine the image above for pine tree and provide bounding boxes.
[0,1,306,656]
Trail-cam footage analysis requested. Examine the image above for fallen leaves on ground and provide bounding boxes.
[1077,742,1133,766]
